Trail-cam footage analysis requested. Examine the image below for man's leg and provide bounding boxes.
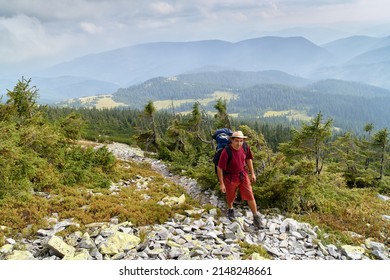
[240,175,262,229]
[247,199,262,229]
[225,179,238,220]
[247,199,258,215]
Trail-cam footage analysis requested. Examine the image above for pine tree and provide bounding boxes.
[214,98,231,129]
[280,112,333,175]
[5,77,42,124]
[372,128,389,181]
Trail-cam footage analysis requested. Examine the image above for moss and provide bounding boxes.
[239,242,272,259]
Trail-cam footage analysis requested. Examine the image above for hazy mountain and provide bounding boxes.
[313,39,390,89]
[8,34,388,103]
[227,37,335,75]
[313,62,390,90]
[35,76,119,103]
[241,26,354,45]
[322,35,390,63]
[345,46,390,65]
[1,76,119,104]
[38,36,333,87]
[37,40,233,86]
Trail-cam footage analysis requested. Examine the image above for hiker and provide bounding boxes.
[217,130,262,229]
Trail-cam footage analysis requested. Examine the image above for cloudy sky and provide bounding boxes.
[1,0,390,75]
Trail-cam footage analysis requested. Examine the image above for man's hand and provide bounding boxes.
[250,173,256,183]
[220,183,226,193]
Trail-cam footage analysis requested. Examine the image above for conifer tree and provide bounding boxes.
[6,77,41,124]
[280,112,333,175]
[189,102,202,132]
[364,123,374,140]
[372,128,389,181]
[361,123,375,170]
[329,132,362,186]
[190,102,214,149]
[214,98,231,129]
[141,100,160,151]
[59,112,85,141]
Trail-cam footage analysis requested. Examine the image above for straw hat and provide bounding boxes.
[231,130,247,139]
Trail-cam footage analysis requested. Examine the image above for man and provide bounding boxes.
[217,130,262,229]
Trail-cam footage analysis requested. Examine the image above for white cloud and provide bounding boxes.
[0,15,51,62]
[80,22,105,34]
[150,1,176,15]
[0,14,82,64]
[0,0,390,72]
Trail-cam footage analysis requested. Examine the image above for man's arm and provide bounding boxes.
[217,166,226,193]
[246,158,256,183]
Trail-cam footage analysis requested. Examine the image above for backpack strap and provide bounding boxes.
[225,145,233,166]
[243,141,248,153]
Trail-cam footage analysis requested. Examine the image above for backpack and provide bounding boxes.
[212,128,248,174]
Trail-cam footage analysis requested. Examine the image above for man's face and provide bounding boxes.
[231,137,244,150]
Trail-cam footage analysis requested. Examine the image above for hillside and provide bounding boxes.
[59,71,390,132]
[59,70,308,108]
[178,70,310,88]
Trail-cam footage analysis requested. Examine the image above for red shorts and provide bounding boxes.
[224,172,255,205]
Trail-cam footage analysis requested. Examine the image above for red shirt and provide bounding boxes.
[218,144,253,176]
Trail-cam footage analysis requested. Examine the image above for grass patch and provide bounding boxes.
[263,109,311,121]
[0,159,198,246]
[239,241,272,259]
[65,95,127,109]
[292,175,390,245]
[154,91,237,111]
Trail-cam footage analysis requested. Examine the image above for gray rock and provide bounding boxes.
[47,236,75,258]
[5,250,35,260]
[382,215,390,221]
[377,194,389,201]
[340,245,365,260]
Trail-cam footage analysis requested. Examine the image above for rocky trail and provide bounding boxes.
[1,142,388,260]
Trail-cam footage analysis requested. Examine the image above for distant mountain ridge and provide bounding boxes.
[39,36,332,86]
[316,35,390,89]
[346,46,390,65]
[322,35,390,62]
[3,34,390,103]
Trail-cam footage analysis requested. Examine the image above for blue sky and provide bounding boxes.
[1,0,389,74]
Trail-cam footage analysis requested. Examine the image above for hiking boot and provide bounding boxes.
[253,213,262,229]
[227,209,235,221]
